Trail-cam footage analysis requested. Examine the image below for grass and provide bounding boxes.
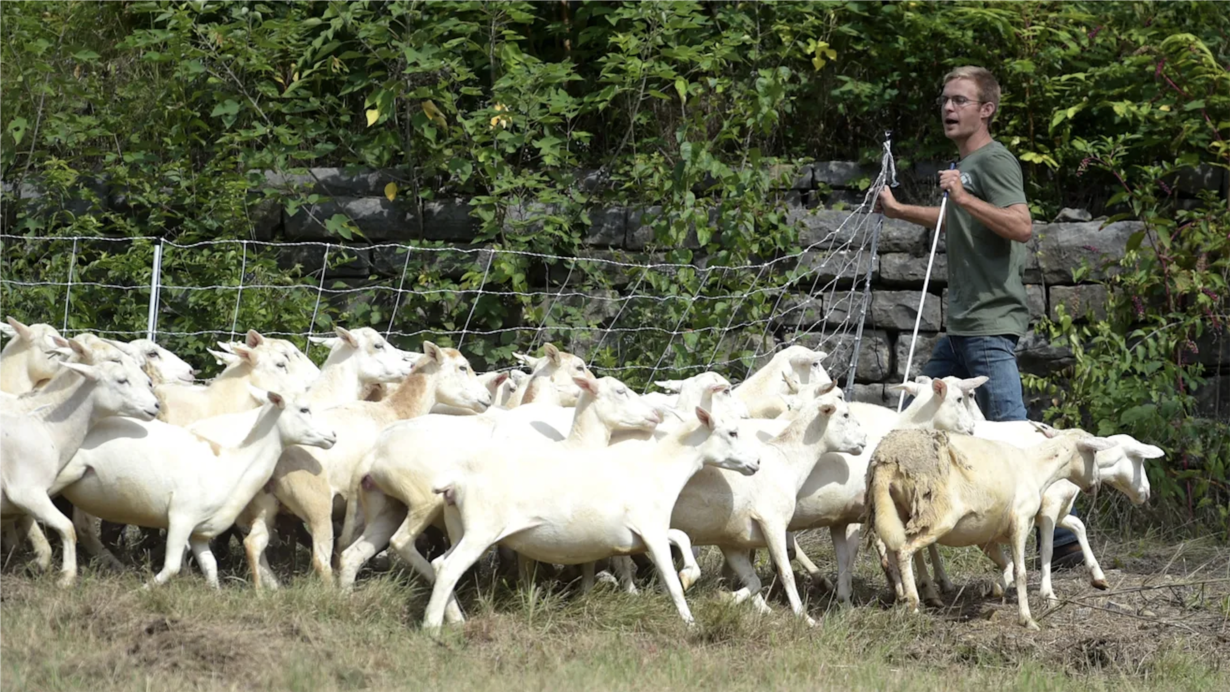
[2,533,1228,692]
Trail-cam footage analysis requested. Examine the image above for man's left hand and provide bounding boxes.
[939,169,970,205]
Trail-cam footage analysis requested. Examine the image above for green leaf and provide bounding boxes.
[6,116,28,146]
[674,77,688,105]
[72,50,101,62]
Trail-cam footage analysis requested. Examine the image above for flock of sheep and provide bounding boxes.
[0,315,1164,632]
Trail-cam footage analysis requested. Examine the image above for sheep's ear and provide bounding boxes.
[0,323,15,339]
[61,361,99,381]
[1077,436,1117,453]
[493,372,510,387]
[573,375,600,397]
[781,370,801,394]
[51,335,72,349]
[231,344,258,365]
[245,384,270,404]
[656,379,684,393]
[543,343,562,364]
[814,351,829,363]
[206,349,237,366]
[513,351,530,365]
[266,390,286,409]
[931,378,949,399]
[308,336,340,350]
[1125,440,1165,459]
[959,376,990,393]
[695,406,716,430]
[887,381,922,397]
[245,330,265,348]
[68,339,92,361]
[421,340,444,363]
[709,383,731,396]
[334,327,359,349]
[1028,421,1059,438]
[816,381,838,397]
[818,402,837,417]
[6,317,33,341]
[103,338,138,358]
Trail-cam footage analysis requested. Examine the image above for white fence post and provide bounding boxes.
[147,239,164,343]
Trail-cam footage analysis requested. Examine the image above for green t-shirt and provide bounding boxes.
[945,140,1030,337]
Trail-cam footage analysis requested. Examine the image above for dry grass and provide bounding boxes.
[2,532,1228,692]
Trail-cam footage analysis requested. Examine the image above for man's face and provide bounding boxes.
[939,78,993,141]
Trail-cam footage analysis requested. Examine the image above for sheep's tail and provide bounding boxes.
[870,469,907,551]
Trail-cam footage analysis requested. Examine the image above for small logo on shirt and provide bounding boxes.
[960,172,973,188]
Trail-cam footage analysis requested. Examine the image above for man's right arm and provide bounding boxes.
[878,188,943,230]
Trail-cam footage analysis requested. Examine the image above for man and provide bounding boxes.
[878,66,1082,566]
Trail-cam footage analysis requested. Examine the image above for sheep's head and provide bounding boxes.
[696,406,761,476]
[61,356,159,421]
[1033,424,1160,504]
[785,346,832,387]
[223,339,313,397]
[536,343,593,406]
[575,375,662,433]
[804,382,867,456]
[247,386,336,450]
[117,338,196,384]
[1,317,66,386]
[889,376,983,434]
[315,327,415,386]
[418,341,491,412]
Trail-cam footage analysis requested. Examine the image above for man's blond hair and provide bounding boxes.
[943,66,1001,125]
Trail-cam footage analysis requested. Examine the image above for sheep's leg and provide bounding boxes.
[979,543,1010,599]
[240,494,280,590]
[611,556,639,594]
[20,516,54,572]
[874,537,904,602]
[1060,513,1106,590]
[189,536,219,589]
[337,490,399,590]
[6,490,76,587]
[423,532,494,633]
[895,544,923,614]
[793,531,835,592]
[274,475,335,584]
[928,543,955,594]
[718,546,769,614]
[1037,514,1057,605]
[830,524,863,606]
[913,550,943,607]
[667,529,701,591]
[337,496,362,553]
[580,562,596,593]
[149,517,192,587]
[762,521,814,625]
[642,532,696,624]
[73,507,122,571]
[1009,521,1038,630]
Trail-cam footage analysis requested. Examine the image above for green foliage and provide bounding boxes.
[1025,32,1230,525]
[1,2,1228,517]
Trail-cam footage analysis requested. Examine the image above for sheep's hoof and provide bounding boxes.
[1022,619,1041,631]
[803,615,817,628]
[812,575,835,593]
[1091,578,1109,591]
[938,581,956,595]
[1045,596,1060,608]
[924,594,944,608]
[679,567,700,592]
[56,574,76,589]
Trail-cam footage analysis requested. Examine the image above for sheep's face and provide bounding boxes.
[811,388,867,456]
[126,339,196,384]
[786,346,832,387]
[1,319,65,385]
[697,407,761,476]
[922,376,978,435]
[582,376,662,433]
[261,390,337,450]
[349,328,415,385]
[1097,435,1162,505]
[424,343,492,412]
[66,358,160,421]
[544,350,592,407]
[263,338,321,386]
[705,383,751,421]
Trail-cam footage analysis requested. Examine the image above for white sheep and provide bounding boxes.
[733,346,830,419]
[0,340,160,586]
[236,341,492,589]
[155,330,319,426]
[867,427,1118,629]
[57,388,336,588]
[670,382,867,624]
[0,317,67,394]
[506,343,593,407]
[336,373,666,598]
[421,405,762,632]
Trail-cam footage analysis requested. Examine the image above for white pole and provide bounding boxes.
[146,239,164,343]
[897,163,955,412]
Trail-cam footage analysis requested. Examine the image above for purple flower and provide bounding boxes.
[1133,295,1145,318]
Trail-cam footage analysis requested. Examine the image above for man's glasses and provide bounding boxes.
[936,95,983,108]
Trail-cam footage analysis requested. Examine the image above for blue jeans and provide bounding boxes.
[918,335,1078,548]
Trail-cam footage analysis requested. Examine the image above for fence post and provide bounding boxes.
[147,239,164,343]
